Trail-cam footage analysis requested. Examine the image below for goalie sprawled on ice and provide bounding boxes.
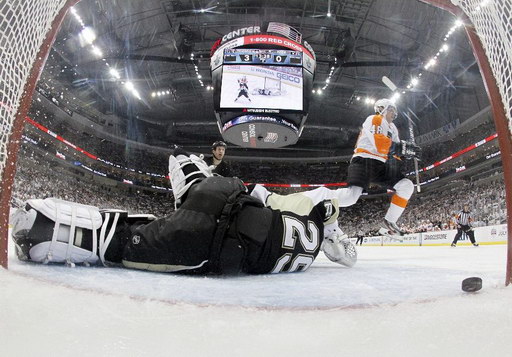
[251,77,285,96]
[11,149,357,275]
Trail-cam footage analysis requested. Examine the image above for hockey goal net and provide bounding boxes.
[264,77,282,92]
[0,0,511,284]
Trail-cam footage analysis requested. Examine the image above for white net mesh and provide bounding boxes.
[0,0,69,183]
[458,0,512,135]
[264,77,281,91]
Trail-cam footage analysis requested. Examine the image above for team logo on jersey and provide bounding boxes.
[323,201,334,222]
[132,235,141,245]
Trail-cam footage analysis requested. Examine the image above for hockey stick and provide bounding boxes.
[383,234,404,243]
[381,76,421,193]
[378,228,404,242]
[403,110,421,193]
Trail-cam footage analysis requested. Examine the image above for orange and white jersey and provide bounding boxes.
[353,114,400,163]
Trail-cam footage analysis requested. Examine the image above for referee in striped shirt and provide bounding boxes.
[451,205,479,247]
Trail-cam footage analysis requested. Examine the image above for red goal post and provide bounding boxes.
[0,0,80,269]
[419,0,512,285]
[0,0,511,285]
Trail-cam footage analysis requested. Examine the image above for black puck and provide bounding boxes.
[462,277,482,292]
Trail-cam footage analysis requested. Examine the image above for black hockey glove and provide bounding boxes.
[400,140,421,160]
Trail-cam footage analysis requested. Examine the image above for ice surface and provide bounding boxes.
[1,234,511,356]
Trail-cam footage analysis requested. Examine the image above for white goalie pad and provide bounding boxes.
[321,232,358,268]
[30,198,102,230]
[168,152,213,208]
[11,198,103,266]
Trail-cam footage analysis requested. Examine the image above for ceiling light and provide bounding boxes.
[124,81,134,91]
[91,46,102,57]
[80,27,96,45]
[197,74,202,79]
[327,12,332,17]
[411,78,419,86]
[442,44,449,52]
[391,93,400,102]
[109,68,120,79]
[356,96,361,101]
[151,92,156,97]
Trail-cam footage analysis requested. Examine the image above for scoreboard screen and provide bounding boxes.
[223,49,302,66]
[219,64,303,111]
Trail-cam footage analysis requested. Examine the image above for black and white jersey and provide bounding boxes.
[456,210,472,225]
[246,192,339,274]
[204,156,232,177]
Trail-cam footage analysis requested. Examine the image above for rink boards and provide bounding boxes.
[352,224,508,246]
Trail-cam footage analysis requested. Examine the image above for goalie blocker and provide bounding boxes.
[11,178,357,274]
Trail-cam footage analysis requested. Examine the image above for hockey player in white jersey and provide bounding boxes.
[341,99,420,237]
[234,76,251,102]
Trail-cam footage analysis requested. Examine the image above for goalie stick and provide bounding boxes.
[381,76,421,193]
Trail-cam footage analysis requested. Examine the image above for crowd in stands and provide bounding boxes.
[11,148,175,218]
[340,176,506,237]
[418,121,496,166]
[29,101,170,176]
[233,161,349,184]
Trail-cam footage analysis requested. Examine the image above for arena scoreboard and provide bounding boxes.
[222,49,303,66]
[210,22,316,149]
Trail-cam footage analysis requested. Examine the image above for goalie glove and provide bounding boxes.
[321,232,357,268]
[400,140,421,160]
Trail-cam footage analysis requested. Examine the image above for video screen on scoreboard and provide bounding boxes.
[219,64,303,111]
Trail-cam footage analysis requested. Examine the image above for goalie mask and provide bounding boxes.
[374,98,398,120]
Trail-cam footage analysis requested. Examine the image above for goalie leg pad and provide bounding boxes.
[11,198,157,267]
[11,198,103,265]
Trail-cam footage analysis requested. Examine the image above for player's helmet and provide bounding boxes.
[239,76,247,83]
[212,140,227,150]
[374,98,398,119]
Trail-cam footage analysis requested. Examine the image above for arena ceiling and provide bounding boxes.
[40,0,489,161]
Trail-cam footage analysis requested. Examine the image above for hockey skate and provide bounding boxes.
[378,220,405,242]
[169,148,213,208]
